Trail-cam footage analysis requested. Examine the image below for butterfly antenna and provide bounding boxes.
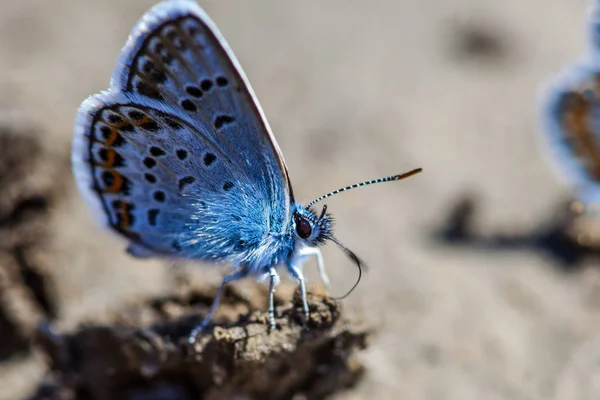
[308,168,423,208]
[328,236,364,300]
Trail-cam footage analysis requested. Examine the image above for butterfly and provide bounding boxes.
[541,0,600,210]
[72,0,421,343]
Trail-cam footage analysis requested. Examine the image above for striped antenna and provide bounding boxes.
[307,168,422,208]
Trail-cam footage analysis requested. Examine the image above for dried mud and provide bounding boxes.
[31,287,368,400]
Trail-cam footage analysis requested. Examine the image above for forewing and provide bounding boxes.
[73,0,292,258]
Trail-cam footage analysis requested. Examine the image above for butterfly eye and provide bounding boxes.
[294,214,312,239]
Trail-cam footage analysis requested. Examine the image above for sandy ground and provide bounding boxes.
[2,0,600,398]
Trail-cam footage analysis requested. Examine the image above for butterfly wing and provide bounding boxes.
[541,54,600,206]
[539,2,600,207]
[73,0,293,261]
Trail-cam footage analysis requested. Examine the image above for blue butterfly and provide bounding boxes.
[541,0,600,208]
[72,0,421,342]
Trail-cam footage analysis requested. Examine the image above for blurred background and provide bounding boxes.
[1,0,599,398]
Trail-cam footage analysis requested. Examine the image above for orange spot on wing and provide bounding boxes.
[104,128,119,146]
[119,201,131,229]
[104,170,124,193]
[102,149,117,167]
[562,91,600,180]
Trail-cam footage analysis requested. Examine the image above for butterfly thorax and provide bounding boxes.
[219,203,334,275]
[226,203,334,275]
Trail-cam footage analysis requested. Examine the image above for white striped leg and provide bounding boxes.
[188,268,248,344]
[267,267,280,329]
[287,263,309,322]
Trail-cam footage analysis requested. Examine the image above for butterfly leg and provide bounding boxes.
[287,263,310,323]
[293,245,331,289]
[269,267,279,329]
[312,248,330,289]
[188,268,248,344]
[267,267,280,329]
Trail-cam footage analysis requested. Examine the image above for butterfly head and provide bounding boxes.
[292,204,333,246]
[288,168,422,299]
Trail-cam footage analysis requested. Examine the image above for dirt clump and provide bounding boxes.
[31,285,369,400]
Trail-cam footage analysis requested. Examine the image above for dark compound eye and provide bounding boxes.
[294,214,312,239]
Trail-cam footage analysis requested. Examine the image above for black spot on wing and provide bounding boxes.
[136,80,164,100]
[185,85,203,98]
[108,115,122,124]
[163,117,182,130]
[102,171,115,186]
[181,99,197,112]
[149,146,166,157]
[119,123,135,132]
[144,157,156,168]
[140,119,159,132]
[178,176,195,191]
[147,209,159,226]
[153,191,166,202]
[216,76,229,87]
[204,153,216,166]
[140,59,168,84]
[200,79,213,91]
[97,149,125,167]
[98,127,125,147]
[128,110,144,121]
[176,149,188,160]
[144,173,157,183]
[214,115,235,129]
